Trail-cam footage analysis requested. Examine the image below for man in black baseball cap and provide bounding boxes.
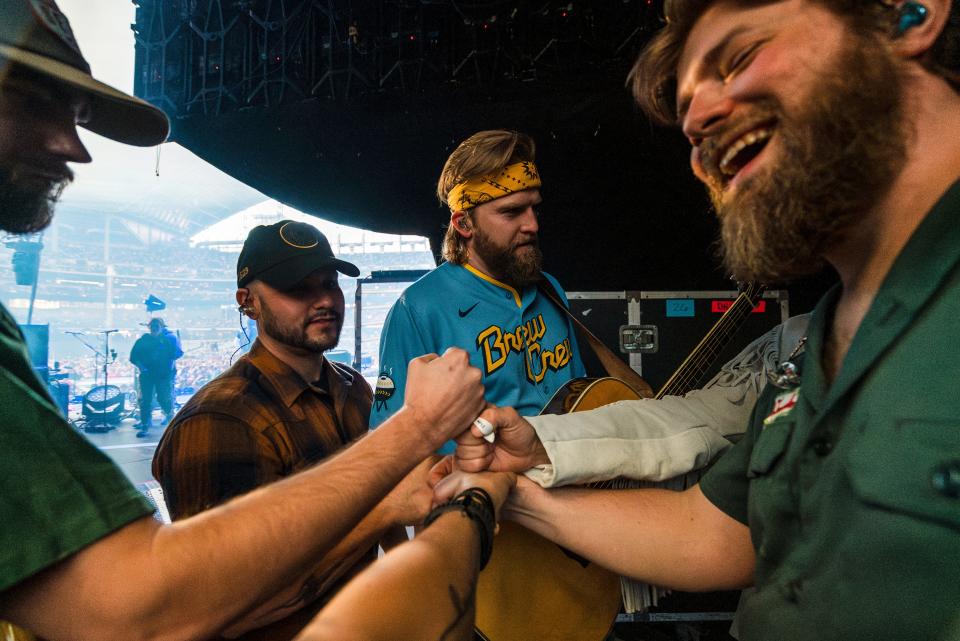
[233,219,358,367]
[0,3,489,640]
[153,219,432,639]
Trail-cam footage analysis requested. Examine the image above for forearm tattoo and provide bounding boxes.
[438,555,480,641]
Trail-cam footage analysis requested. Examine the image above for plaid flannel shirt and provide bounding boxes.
[152,339,374,640]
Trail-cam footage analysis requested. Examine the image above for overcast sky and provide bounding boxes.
[56,0,265,224]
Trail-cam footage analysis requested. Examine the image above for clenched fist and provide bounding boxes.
[401,348,486,450]
[454,405,549,473]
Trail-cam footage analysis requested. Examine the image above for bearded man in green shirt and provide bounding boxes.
[451,1,960,639]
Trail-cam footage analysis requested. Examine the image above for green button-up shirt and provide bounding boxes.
[700,181,960,641]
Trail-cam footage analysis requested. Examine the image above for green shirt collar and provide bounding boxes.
[805,180,960,411]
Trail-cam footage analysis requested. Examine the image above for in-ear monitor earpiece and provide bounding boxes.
[896,2,928,35]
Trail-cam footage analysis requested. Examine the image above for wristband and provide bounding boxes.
[424,487,496,570]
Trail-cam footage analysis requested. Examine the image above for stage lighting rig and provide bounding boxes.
[82,384,126,431]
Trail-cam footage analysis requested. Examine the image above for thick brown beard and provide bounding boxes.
[713,32,907,283]
[0,166,70,234]
[471,226,543,288]
[256,296,343,354]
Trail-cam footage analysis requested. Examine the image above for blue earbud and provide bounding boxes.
[896,2,928,35]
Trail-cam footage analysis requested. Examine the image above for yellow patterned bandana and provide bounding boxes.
[446,161,541,211]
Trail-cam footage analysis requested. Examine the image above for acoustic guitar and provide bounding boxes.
[473,284,766,641]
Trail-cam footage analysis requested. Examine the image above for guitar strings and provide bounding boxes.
[657,301,750,396]
[656,293,757,398]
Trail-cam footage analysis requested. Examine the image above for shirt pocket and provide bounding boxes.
[846,418,960,531]
[747,420,795,478]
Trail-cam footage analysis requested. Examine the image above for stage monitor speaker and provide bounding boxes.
[19,324,49,383]
[48,381,70,418]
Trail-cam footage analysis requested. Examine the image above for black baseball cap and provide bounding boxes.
[0,0,169,146]
[237,220,360,290]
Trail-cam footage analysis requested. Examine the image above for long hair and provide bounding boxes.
[629,0,960,126]
[437,130,536,264]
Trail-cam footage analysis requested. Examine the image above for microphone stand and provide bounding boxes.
[66,330,118,428]
[66,331,105,387]
[100,329,118,393]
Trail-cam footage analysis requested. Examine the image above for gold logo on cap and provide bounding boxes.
[238,267,249,279]
[279,222,320,249]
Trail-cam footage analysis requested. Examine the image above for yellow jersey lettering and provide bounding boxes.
[477,325,508,374]
[476,314,573,381]
[525,341,545,383]
[519,314,546,346]
[526,337,573,384]
[504,325,524,353]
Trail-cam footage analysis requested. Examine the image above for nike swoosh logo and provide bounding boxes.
[458,302,480,318]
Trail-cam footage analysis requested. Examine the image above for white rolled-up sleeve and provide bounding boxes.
[523,313,810,487]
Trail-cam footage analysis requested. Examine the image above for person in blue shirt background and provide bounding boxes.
[130,317,183,436]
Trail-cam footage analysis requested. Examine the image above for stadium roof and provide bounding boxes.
[191,200,431,254]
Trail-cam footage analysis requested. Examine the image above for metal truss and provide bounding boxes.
[133,0,663,117]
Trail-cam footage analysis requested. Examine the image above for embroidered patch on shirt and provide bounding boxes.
[374,373,395,411]
[763,389,799,427]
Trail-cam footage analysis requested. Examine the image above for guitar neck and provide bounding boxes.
[655,286,765,399]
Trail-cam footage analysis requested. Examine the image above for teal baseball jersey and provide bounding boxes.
[370,263,586,453]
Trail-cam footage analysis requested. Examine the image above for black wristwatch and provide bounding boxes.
[424,487,496,569]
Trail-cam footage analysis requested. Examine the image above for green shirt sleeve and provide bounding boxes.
[0,313,152,592]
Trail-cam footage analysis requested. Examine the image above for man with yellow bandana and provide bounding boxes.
[371,130,585,452]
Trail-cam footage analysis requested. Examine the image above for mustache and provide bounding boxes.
[306,309,342,324]
[0,161,75,185]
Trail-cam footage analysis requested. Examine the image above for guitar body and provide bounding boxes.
[475,378,643,641]
[542,377,652,413]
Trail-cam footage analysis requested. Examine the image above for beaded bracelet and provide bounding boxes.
[424,487,496,570]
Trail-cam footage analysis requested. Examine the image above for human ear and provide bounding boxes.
[451,211,473,237]
[891,0,949,59]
